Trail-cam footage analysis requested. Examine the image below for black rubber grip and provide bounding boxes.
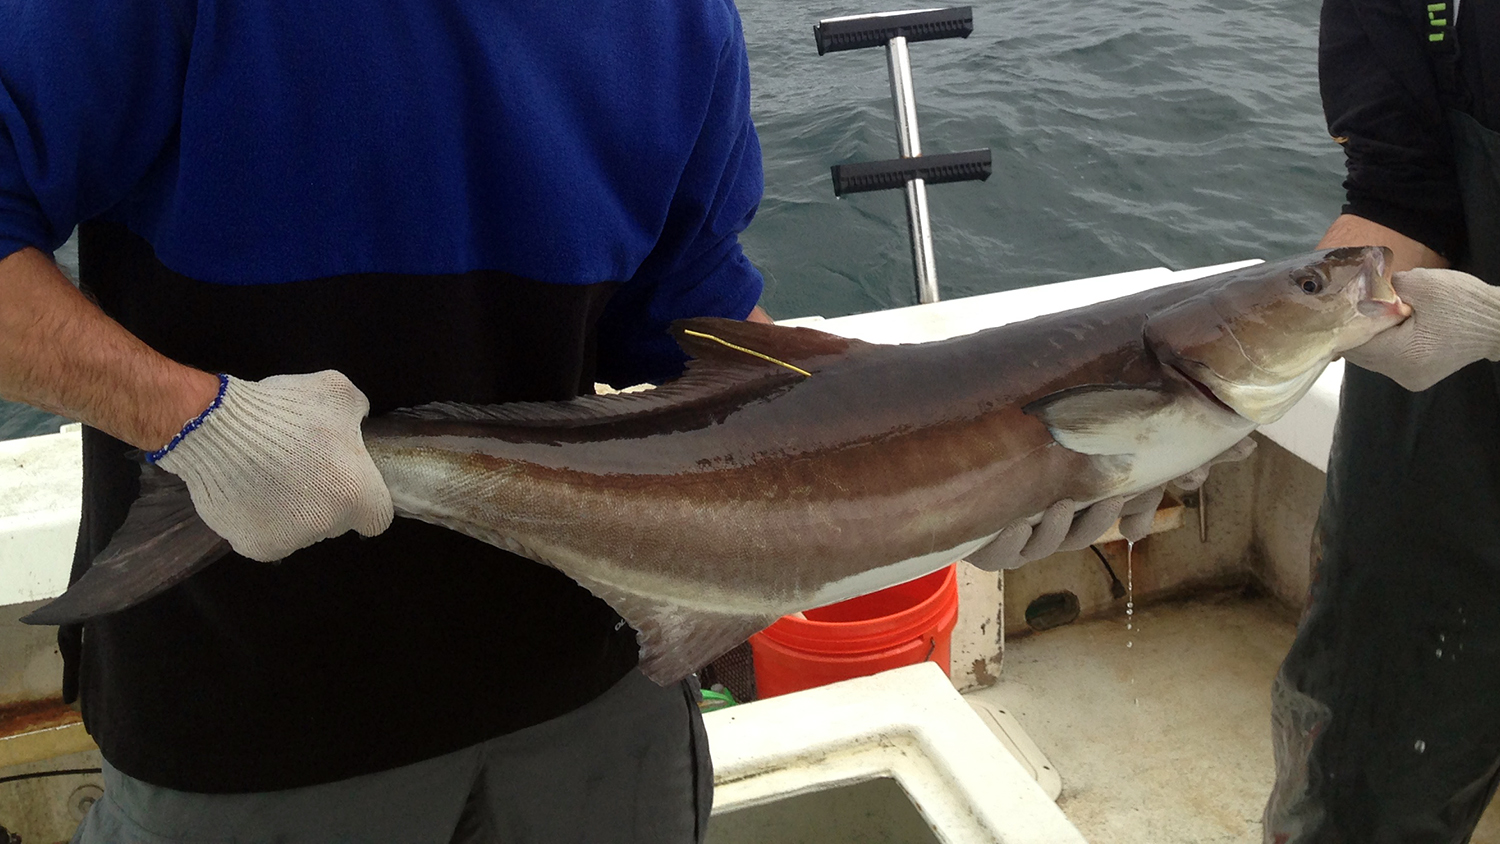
[830,149,992,196]
[814,8,974,55]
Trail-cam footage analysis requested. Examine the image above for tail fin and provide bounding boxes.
[21,464,229,626]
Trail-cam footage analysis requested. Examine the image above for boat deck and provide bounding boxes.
[974,592,1500,843]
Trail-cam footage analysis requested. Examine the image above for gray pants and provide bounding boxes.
[72,670,711,843]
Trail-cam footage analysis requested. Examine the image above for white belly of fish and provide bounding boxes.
[805,533,997,608]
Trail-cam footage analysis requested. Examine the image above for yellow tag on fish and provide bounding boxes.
[680,329,813,377]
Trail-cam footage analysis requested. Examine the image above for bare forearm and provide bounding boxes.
[0,247,219,449]
[1318,214,1449,273]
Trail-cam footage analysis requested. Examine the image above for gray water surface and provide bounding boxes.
[741,0,1341,318]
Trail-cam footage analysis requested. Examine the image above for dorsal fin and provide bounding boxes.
[379,366,800,430]
[378,319,874,431]
[671,317,873,376]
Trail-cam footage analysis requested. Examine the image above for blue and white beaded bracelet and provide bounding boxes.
[146,373,230,464]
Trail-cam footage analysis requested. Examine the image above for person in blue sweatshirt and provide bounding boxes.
[0,3,769,840]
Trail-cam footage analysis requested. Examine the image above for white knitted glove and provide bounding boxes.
[1343,268,1500,391]
[966,437,1256,572]
[152,371,394,562]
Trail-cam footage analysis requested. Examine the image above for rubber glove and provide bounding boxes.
[1343,267,1500,392]
[152,370,394,562]
[965,437,1257,572]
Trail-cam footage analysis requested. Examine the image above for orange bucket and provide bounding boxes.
[749,565,959,698]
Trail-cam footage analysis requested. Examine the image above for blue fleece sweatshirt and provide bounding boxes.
[0,0,764,381]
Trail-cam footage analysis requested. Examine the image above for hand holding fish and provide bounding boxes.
[1342,268,1500,391]
[965,436,1256,571]
[152,370,394,561]
[963,492,1159,571]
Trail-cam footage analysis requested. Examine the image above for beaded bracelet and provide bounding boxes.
[146,373,230,464]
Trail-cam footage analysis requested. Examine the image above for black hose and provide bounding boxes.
[0,766,101,785]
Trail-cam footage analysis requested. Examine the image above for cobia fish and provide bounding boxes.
[24,247,1409,684]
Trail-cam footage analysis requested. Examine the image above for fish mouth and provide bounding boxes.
[1358,297,1412,320]
[1354,246,1412,320]
[1170,362,1237,415]
[1145,331,1244,418]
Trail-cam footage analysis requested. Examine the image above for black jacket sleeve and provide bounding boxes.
[1319,0,1468,257]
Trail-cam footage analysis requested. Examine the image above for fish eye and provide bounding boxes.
[1293,270,1324,295]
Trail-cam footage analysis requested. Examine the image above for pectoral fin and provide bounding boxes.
[1023,385,1178,456]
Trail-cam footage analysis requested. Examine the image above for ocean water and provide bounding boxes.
[739,0,1342,317]
[0,0,1340,440]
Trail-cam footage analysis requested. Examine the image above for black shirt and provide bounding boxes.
[67,222,643,792]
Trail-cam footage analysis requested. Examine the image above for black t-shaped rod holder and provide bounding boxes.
[814,7,988,305]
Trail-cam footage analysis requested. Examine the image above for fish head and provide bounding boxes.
[1143,246,1410,425]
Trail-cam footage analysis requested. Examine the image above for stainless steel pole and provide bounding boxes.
[885,35,940,304]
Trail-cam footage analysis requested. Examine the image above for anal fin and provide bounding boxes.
[634,606,777,687]
[569,572,776,686]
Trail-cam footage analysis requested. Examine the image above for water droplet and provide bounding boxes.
[1126,641,1133,648]
[1415,740,1427,753]
[1436,648,1443,658]
[1127,623,1133,630]
[1439,633,1447,642]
